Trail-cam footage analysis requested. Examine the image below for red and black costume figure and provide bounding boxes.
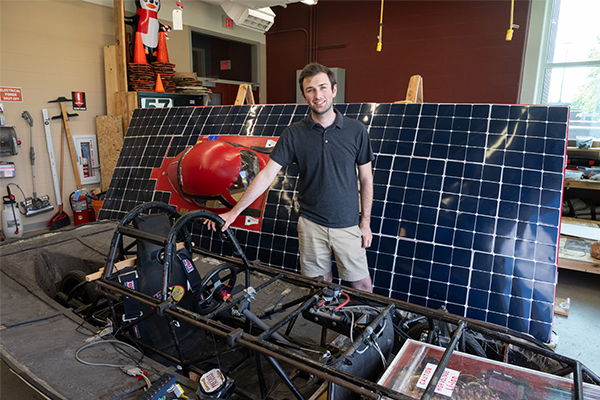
[125,0,170,63]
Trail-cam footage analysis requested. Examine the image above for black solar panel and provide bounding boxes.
[100,102,568,343]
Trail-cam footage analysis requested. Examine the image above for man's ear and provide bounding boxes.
[332,84,338,98]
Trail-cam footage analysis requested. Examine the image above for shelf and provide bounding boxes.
[564,178,600,190]
[559,217,600,275]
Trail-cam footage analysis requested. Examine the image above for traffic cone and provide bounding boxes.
[155,74,165,93]
[156,31,169,63]
[133,31,147,64]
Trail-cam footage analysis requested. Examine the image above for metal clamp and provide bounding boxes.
[227,328,244,347]
[156,299,172,316]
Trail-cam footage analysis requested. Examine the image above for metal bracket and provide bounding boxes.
[156,300,172,316]
[227,328,244,347]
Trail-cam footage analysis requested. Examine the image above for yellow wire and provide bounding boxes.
[506,0,515,41]
[377,0,384,51]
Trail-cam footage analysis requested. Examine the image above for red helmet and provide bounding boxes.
[166,141,262,209]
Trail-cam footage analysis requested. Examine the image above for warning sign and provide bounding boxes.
[0,87,23,103]
[416,363,460,397]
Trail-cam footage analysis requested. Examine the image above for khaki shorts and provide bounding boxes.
[297,216,370,282]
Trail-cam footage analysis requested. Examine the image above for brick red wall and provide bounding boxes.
[266,0,531,105]
[212,83,260,106]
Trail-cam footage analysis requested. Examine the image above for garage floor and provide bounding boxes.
[554,268,600,375]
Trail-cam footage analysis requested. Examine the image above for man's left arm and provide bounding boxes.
[357,162,373,248]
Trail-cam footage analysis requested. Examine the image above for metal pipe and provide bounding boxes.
[264,355,306,400]
[421,320,466,400]
[257,294,318,341]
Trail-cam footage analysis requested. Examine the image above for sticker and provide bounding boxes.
[153,285,185,304]
[200,368,225,393]
[245,216,259,226]
[182,257,195,274]
[416,362,460,397]
[266,139,277,148]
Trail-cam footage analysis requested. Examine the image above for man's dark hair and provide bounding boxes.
[298,63,337,95]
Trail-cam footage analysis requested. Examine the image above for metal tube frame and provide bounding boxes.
[95,202,599,400]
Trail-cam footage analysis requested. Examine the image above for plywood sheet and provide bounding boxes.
[95,115,123,192]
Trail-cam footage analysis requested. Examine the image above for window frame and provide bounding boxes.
[520,0,600,147]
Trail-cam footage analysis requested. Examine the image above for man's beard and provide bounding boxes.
[310,100,332,115]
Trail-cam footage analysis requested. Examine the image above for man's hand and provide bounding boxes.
[359,221,372,248]
[203,210,238,232]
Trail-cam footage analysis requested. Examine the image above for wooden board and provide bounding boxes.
[561,222,600,241]
[554,297,570,317]
[113,0,128,93]
[558,217,600,274]
[103,45,119,116]
[114,91,137,134]
[95,115,123,192]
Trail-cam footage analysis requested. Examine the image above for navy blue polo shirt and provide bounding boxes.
[270,109,374,228]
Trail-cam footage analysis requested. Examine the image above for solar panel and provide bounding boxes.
[100,102,568,342]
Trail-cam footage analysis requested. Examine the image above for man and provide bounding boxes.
[206,63,374,292]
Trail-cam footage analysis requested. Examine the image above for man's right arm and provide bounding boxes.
[205,159,283,231]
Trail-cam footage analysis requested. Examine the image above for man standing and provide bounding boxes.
[206,63,374,292]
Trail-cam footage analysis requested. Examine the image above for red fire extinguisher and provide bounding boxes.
[69,191,90,226]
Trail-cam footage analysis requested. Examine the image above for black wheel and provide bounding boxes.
[193,263,237,315]
[59,270,97,305]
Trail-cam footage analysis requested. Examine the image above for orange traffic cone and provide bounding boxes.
[155,74,165,93]
[156,31,169,63]
[133,31,147,64]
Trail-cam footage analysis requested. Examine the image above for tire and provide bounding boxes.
[59,270,97,305]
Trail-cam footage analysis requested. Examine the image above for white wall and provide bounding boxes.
[0,0,266,233]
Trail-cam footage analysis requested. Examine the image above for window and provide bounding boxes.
[191,31,256,83]
[538,0,600,142]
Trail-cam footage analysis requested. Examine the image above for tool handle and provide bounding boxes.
[21,111,33,127]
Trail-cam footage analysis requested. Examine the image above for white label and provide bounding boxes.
[173,9,183,30]
[416,362,460,397]
[200,368,225,393]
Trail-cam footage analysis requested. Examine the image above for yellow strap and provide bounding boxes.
[377,0,384,51]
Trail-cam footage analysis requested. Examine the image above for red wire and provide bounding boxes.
[334,292,350,311]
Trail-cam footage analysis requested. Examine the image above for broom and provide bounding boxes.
[48,118,70,230]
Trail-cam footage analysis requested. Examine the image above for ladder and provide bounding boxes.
[395,75,423,104]
[235,84,255,105]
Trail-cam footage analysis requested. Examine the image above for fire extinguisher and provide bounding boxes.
[69,191,90,226]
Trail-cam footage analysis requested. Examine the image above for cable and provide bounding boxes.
[6,183,27,215]
[372,339,387,369]
[333,292,350,311]
[377,0,384,51]
[75,339,144,368]
[506,0,519,41]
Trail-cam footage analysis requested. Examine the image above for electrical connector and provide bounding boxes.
[120,365,144,377]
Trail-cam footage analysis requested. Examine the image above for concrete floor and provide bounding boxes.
[2,224,600,398]
[1,359,49,400]
[553,268,600,376]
